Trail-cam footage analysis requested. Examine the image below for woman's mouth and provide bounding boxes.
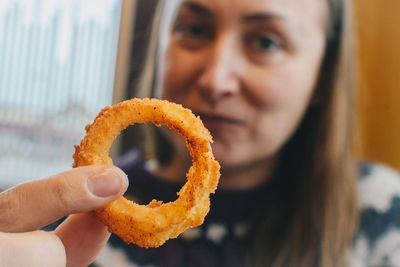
[195,113,245,131]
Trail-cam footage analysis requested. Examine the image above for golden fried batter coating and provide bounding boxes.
[73,98,220,247]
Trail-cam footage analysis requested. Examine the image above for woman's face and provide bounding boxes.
[162,0,327,170]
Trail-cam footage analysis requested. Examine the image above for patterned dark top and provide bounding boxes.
[93,150,400,267]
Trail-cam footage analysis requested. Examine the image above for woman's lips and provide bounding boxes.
[195,113,245,131]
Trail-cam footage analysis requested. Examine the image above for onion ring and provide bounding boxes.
[72,98,220,247]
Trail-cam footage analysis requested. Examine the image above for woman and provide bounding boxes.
[102,0,400,266]
[1,0,400,266]
[109,0,355,265]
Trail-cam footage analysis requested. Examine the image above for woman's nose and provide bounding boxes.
[197,34,241,102]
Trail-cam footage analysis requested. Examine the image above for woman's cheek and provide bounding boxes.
[242,65,287,106]
[162,47,206,99]
[244,68,315,155]
[245,64,314,112]
[162,51,185,98]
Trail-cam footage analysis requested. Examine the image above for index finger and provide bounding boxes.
[0,165,128,233]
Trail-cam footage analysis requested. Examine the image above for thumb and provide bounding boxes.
[0,165,129,233]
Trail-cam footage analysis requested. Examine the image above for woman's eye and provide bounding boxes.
[258,37,277,50]
[173,22,213,50]
[252,36,279,52]
[187,25,206,37]
[245,33,285,64]
[174,23,210,38]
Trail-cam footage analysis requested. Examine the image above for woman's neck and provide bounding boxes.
[151,153,279,190]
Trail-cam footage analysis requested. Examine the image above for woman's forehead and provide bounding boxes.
[179,0,328,25]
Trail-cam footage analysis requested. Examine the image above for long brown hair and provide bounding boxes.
[136,0,359,266]
[248,0,358,265]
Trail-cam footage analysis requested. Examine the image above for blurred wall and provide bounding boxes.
[355,0,400,171]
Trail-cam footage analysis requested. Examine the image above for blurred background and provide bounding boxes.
[354,0,400,176]
[0,0,399,187]
[0,0,129,187]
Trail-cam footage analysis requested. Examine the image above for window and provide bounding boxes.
[0,0,123,187]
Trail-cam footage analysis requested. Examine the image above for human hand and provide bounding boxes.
[0,165,128,267]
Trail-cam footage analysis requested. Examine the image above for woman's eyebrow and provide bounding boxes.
[181,1,213,17]
[242,13,286,23]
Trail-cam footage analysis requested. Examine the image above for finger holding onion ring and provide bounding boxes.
[73,98,221,248]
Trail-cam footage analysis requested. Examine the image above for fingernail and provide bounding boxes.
[87,169,127,197]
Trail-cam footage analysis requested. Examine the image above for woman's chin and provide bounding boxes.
[212,150,246,171]
[212,145,278,175]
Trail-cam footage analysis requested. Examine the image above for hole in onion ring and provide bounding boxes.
[111,123,191,204]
